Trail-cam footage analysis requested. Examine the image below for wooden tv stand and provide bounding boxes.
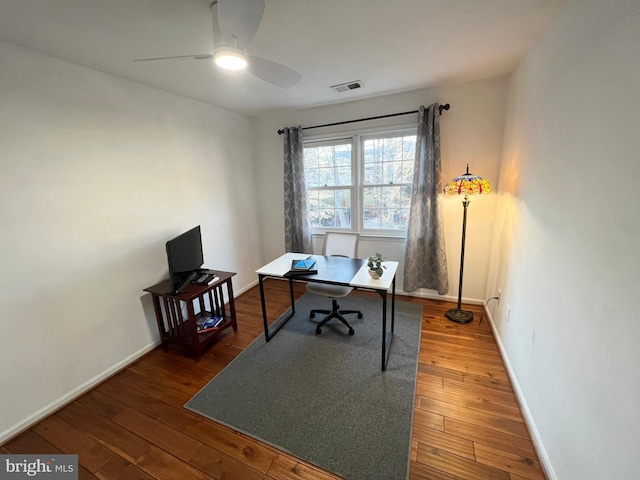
[144,270,237,360]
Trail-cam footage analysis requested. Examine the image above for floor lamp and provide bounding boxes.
[444,164,491,324]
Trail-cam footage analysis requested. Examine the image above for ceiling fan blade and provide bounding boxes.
[210,1,224,48]
[248,55,302,89]
[134,54,213,62]
[217,0,265,50]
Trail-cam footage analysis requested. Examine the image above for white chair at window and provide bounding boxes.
[307,232,363,335]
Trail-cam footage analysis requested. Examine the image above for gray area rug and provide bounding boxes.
[185,292,423,480]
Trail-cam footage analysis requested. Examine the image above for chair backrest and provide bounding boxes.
[323,232,360,258]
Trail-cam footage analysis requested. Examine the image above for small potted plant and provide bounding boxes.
[367,253,387,279]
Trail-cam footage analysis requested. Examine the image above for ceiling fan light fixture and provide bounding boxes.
[214,49,247,70]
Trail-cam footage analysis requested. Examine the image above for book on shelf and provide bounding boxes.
[196,314,225,333]
[287,258,317,275]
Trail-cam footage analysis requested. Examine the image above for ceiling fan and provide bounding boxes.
[134,0,302,89]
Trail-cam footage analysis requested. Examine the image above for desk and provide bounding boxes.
[256,253,399,371]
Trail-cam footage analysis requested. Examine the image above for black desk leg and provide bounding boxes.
[382,292,387,370]
[377,278,396,371]
[379,290,394,371]
[391,275,396,332]
[259,274,270,342]
[289,276,295,313]
[259,274,297,343]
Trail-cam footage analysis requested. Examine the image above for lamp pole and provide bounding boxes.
[445,193,474,324]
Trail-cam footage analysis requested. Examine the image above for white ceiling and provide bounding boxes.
[0,0,563,116]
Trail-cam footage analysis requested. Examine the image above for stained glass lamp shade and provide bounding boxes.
[444,165,491,324]
[444,165,492,196]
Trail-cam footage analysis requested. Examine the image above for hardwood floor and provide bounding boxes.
[2,279,546,480]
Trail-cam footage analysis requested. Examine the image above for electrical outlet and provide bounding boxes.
[497,289,502,302]
[506,304,511,322]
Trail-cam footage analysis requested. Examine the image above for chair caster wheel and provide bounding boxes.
[357,313,363,319]
[348,328,354,335]
[310,312,315,319]
[316,327,321,335]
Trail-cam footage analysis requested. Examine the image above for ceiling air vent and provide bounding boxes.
[331,80,364,93]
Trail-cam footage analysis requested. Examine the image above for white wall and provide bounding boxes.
[254,77,509,302]
[486,1,640,478]
[0,42,261,442]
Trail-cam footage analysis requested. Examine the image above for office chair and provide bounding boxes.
[307,232,363,335]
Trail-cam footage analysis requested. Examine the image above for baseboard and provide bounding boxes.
[234,278,259,296]
[0,340,160,445]
[400,288,484,305]
[482,306,557,480]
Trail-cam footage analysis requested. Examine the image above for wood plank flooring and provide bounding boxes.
[2,279,546,480]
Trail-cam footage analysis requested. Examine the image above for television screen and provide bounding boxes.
[166,226,204,294]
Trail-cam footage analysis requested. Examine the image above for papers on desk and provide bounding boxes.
[287,258,317,275]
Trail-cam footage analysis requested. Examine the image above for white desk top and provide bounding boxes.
[256,252,310,277]
[256,252,398,292]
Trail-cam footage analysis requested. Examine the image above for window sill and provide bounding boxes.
[312,232,406,242]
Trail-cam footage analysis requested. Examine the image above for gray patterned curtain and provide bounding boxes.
[404,105,448,294]
[283,127,313,253]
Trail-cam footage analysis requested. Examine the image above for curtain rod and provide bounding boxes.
[277,103,449,135]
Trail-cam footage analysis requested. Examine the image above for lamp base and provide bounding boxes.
[445,308,473,324]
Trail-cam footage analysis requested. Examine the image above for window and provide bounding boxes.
[303,128,416,235]
[304,139,353,229]
[362,133,416,231]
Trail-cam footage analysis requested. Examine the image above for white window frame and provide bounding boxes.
[303,137,356,231]
[303,124,417,238]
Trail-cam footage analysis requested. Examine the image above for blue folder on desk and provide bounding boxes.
[288,258,317,274]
